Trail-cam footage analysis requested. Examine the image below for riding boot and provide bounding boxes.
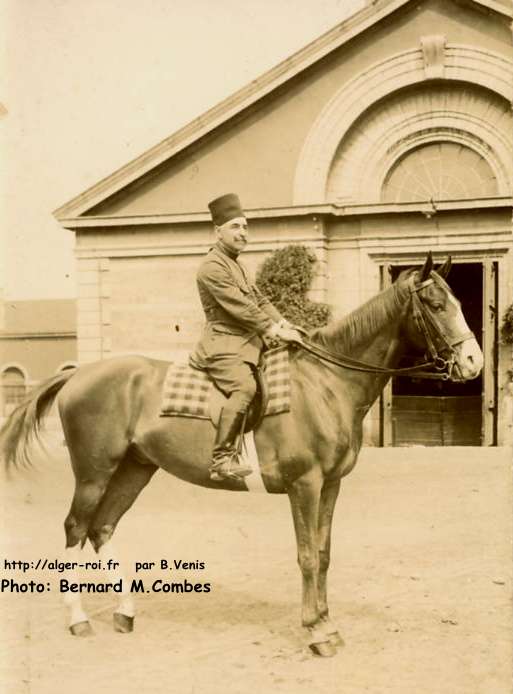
[210,408,253,481]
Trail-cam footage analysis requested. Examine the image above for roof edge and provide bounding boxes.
[53,0,410,220]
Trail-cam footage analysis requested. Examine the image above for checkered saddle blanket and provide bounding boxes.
[160,347,291,420]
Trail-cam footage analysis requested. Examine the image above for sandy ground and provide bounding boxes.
[0,428,511,694]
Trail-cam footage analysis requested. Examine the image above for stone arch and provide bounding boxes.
[1,362,29,381]
[325,83,512,203]
[293,43,513,204]
[1,364,28,414]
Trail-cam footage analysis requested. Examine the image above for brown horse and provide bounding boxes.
[0,253,483,656]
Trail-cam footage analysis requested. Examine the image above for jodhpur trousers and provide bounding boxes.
[206,356,257,414]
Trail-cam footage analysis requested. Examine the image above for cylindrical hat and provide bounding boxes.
[208,193,245,226]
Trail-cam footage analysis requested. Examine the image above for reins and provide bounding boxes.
[293,274,475,382]
[296,339,449,379]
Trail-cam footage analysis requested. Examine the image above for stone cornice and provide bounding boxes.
[60,197,513,231]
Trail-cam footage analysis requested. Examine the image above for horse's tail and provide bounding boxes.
[0,368,77,473]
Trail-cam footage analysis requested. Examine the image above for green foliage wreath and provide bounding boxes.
[256,245,331,330]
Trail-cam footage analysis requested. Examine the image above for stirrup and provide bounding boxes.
[210,455,252,481]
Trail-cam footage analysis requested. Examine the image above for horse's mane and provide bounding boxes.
[310,273,413,353]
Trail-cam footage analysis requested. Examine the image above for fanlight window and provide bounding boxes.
[382,143,498,203]
[1,367,26,415]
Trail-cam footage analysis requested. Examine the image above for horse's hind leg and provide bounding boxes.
[63,469,118,635]
[87,448,158,633]
[61,545,93,636]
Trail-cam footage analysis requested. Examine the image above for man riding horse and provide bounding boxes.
[190,193,302,482]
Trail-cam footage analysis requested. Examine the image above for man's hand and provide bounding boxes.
[277,326,303,343]
[263,322,303,347]
[279,319,308,339]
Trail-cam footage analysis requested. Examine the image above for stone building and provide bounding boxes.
[55,0,513,446]
[0,296,77,415]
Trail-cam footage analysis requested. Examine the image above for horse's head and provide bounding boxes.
[400,253,483,382]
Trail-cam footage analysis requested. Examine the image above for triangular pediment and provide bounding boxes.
[54,0,512,223]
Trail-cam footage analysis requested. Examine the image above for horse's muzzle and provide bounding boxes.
[454,337,483,381]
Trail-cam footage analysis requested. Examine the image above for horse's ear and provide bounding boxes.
[419,252,433,282]
[436,256,452,280]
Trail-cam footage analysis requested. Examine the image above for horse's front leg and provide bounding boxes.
[317,478,344,647]
[288,468,336,657]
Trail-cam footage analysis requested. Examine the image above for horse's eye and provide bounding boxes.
[431,304,444,313]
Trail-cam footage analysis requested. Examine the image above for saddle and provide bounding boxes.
[159,347,291,432]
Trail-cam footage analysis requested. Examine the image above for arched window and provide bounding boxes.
[382,142,498,203]
[1,367,26,415]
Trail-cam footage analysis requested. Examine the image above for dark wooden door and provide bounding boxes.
[381,261,488,446]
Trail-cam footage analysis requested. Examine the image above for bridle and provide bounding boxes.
[293,273,475,381]
[408,274,474,380]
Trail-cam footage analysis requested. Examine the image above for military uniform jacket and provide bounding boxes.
[190,242,283,368]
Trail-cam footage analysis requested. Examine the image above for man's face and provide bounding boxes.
[215,216,248,254]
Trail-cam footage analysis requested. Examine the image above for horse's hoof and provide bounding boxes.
[69,621,93,637]
[113,613,134,633]
[327,631,344,647]
[309,640,337,657]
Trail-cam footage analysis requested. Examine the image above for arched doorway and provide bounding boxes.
[319,78,507,447]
